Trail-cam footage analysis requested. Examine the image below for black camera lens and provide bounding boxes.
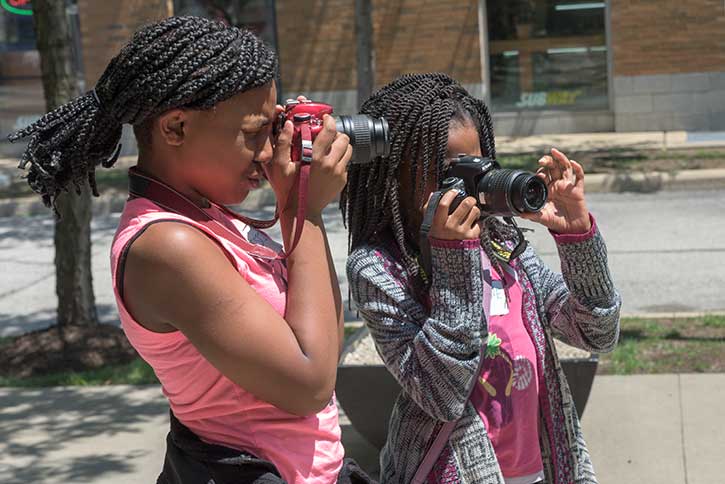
[478,169,548,216]
[335,115,391,164]
[511,173,548,213]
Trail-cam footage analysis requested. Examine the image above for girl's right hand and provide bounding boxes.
[426,189,481,240]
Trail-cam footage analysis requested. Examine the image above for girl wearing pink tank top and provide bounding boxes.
[111,199,346,483]
[11,17,367,484]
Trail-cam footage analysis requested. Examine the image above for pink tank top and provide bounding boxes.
[110,197,343,484]
[471,254,543,484]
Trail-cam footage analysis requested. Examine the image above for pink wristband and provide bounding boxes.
[549,213,597,244]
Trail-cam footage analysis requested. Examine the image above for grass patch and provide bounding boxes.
[94,169,130,190]
[497,154,538,171]
[344,324,363,341]
[0,356,158,387]
[598,315,725,375]
[703,314,725,328]
[693,150,725,159]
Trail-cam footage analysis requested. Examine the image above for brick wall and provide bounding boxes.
[611,0,725,77]
[275,0,481,94]
[611,1,725,131]
[78,0,173,86]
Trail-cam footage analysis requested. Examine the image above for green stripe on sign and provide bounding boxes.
[1,0,33,16]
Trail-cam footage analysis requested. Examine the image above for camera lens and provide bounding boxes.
[511,173,548,213]
[335,115,391,164]
[478,169,548,216]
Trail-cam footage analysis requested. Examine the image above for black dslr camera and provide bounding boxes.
[441,155,548,217]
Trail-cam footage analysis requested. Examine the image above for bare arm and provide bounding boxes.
[124,220,334,416]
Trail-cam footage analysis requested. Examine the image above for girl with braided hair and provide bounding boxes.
[342,73,621,484]
[10,16,373,484]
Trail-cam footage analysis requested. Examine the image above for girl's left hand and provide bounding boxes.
[520,148,592,235]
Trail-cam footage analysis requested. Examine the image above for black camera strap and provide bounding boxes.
[501,216,529,261]
[417,190,445,284]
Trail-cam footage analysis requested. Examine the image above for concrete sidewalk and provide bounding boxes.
[496,129,725,154]
[581,374,725,484]
[0,374,723,484]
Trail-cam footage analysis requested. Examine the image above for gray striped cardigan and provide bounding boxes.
[347,221,621,484]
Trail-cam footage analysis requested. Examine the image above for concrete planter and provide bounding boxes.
[337,329,598,450]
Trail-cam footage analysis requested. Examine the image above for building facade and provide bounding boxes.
[1,0,724,153]
[275,0,725,135]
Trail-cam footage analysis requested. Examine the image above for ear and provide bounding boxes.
[157,109,187,147]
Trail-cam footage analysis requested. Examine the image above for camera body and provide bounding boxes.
[441,155,548,217]
[277,101,332,163]
[277,99,390,165]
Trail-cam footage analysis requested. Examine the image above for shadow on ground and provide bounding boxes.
[0,386,167,483]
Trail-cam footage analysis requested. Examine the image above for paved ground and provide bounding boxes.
[580,374,725,484]
[1,374,722,484]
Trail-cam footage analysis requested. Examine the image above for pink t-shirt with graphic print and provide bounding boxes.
[470,253,544,484]
[110,197,343,484]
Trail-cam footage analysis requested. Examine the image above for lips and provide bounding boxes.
[247,177,261,189]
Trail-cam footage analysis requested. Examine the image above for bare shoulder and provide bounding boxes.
[123,221,237,329]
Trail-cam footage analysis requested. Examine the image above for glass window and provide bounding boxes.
[0,2,44,151]
[0,4,35,49]
[174,0,278,48]
[487,0,608,111]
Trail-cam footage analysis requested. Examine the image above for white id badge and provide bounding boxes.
[489,280,509,316]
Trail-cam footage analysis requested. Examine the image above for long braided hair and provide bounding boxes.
[340,73,520,295]
[8,16,278,212]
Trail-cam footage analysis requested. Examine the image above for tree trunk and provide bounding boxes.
[355,0,374,109]
[32,0,98,327]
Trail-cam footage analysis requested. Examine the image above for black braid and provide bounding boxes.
[340,73,519,295]
[8,16,278,212]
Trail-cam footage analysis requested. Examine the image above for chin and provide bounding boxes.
[209,189,248,207]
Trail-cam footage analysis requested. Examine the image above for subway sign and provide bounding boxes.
[1,0,33,16]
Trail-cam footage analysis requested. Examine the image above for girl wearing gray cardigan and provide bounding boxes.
[340,73,621,484]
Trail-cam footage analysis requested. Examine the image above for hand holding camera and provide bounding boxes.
[267,98,390,216]
[423,153,549,251]
[521,148,591,235]
[425,190,481,241]
[268,113,351,217]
